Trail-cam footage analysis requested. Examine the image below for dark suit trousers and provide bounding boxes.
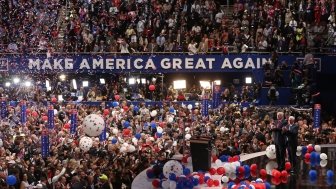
[275,143,286,170]
[287,142,297,170]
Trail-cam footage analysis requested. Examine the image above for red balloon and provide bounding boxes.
[64,123,70,129]
[304,153,311,159]
[32,111,38,117]
[228,157,233,162]
[152,179,160,188]
[260,169,267,177]
[281,176,288,183]
[103,109,109,115]
[304,158,310,164]
[273,170,281,178]
[213,179,220,186]
[307,145,314,153]
[217,167,225,175]
[51,97,57,103]
[123,129,131,136]
[149,84,155,91]
[199,175,204,184]
[42,116,48,121]
[209,168,216,175]
[281,170,288,178]
[285,162,291,171]
[238,166,245,174]
[123,106,129,112]
[207,179,214,187]
[250,164,258,171]
[250,171,257,178]
[114,95,120,101]
[233,155,240,161]
[271,177,281,185]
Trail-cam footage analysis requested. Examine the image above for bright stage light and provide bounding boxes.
[58,95,63,101]
[141,78,146,84]
[25,81,31,87]
[59,74,66,81]
[100,78,105,84]
[5,82,10,87]
[13,77,20,84]
[214,80,221,85]
[199,81,211,89]
[129,78,135,85]
[72,79,77,90]
[46,80,50,88]
[245,77,252,84]
[173,80,186,90]
[83,81,89,87]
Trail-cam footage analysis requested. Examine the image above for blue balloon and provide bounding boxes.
[327,170,335,179]
[220,155,228,162]
[123,121,130,128]
[135,133,141,139]
[265,182,271,189]
[192,178,199,186]
[151,122,157,129]
[327,178,334,186]
[112,101,119,107]
[6,175,17,186]
[204,176,210,182]
[169,173,177,181]
[302,146,308,155]
[134,106,139,112]
[177,179,184,189]
[156,132,162,138]
[169,107,175,113]
[228,181,235,188]
[111,138,118,144]
[309,170,317,182]
[146,169,154,178]
[183,168,191,175]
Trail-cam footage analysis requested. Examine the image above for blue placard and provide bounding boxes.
[99,123,107,142]
[202,99,209,116]
[212,84,221,109]
[70,110,77,135]
[48,106,54,129]
[20,102,26,124]
[1,98,7,119]
[313,104,321,129]
[41,130,49,158]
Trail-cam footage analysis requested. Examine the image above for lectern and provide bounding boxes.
[190,137,211,171]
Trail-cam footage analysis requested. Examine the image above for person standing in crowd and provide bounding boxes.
[283,116,299,174]
[271,111,287,171]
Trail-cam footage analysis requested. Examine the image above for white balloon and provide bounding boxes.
[128,145,136,152]
[79,137,93,152]
[187,104,193,110]
[266,145,276,159]
[162,180,170,189]
[150,110,157,117]
[314,145,321,152]
[132,137,138,144]
[221,176,229,183]
[215,159,222,166]
[123,143,129,147]
[168,116,174,123]
[185,134,191,140]
[320,159,328,167]
[320,153,328,160]
[120,146,127,153]
[157,127,163,133]
[297,146,302,152]
[162,160,183,178]
[54,109,58,115]
[82,114,105,137]
[185,127,190,133]
[296,151,302,156]
[105,132,109,139]
[220,127,225,133]
[112,128,118,135]
[266,161,278,175]
[169,181,177,189]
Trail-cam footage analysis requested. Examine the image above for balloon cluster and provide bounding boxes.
[227,179,271,189]
[265,145,276,159]
[297,144,328,167]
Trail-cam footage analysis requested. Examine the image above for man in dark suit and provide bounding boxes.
[271,111,287,171]
[283,116,299,173]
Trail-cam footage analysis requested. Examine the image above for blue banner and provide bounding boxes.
[70,109,77,135]
[212,84,221,109]
[48,106,54,129]
[202,99,209,116]
[99,123,107,142]
[313,104,321,129]
[20,101,26,124]
[1,98,7,119]
[41,129,49,158]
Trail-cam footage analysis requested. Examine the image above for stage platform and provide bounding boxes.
[131,144,336,189]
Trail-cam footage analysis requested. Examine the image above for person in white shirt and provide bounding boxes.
[188,40,198,55]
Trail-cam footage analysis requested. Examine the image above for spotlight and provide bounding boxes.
[25,81,31,87]
[173,80,186,90]
[141,78,146,84]
[13,77,20,84]
[245,77,252,84]
[199,81,211,89]
[46,80,50,88]
[152,78,157,82]
[136,78,140,84]
[214,80,221,85]
[129,78,135,85]
[83,81,89,87]
[5,82,10,87]
[100,78,105,84]
[72,79,77,90]
[59,74,66,81]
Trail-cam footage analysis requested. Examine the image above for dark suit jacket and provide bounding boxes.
[271,119,287,145]
[284,124,299,145]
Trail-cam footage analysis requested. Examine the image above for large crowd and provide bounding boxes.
[0,80,335,188]
[0,0,335,53]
